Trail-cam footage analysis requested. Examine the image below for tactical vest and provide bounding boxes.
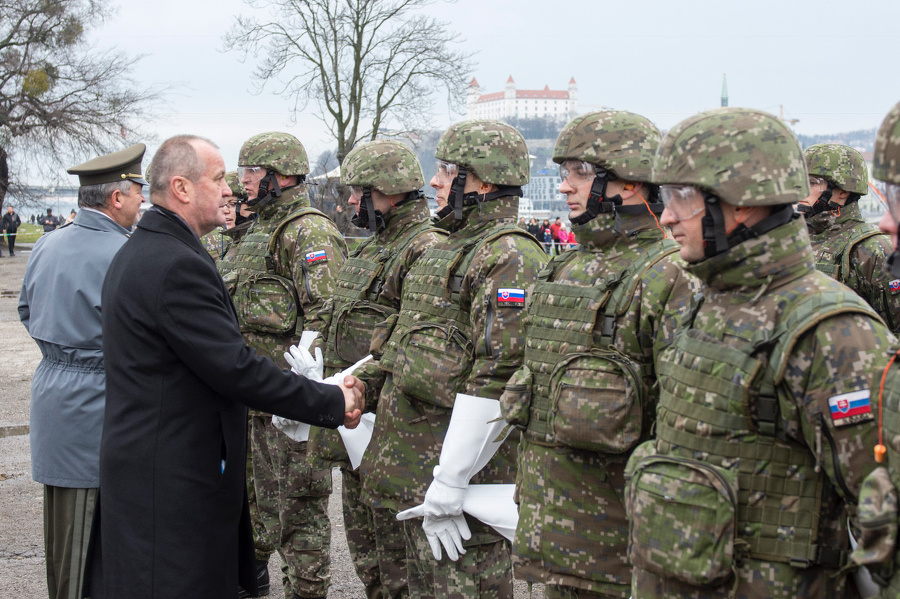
[626,284,878,587]
[814,222,882,283]
[323,222,442,372]
[375,224,536,410]
[511,238,678,453]
[232,207,327,336]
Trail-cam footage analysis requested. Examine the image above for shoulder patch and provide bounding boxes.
[497,288,525,307]
[305,250,328,264]
[828,390,874,427]
[889,279,900,293]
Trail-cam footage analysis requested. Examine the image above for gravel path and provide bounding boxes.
[0,248,544,598]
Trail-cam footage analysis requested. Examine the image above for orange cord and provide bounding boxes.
[876,348,900,462]
[634,190,667,238]
[870,182,889,209]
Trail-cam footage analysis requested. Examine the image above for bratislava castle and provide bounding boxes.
[465,76,578,120]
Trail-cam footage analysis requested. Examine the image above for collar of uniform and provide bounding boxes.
[221,218,253,239]
[254,183,311,220]
[686,214,815,291]
[804,200,864,236]
[571,207,663,250]
[454,195,518,230]
[378,197,432,242]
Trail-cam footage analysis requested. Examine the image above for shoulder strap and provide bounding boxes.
[265,207,331,257]
[598,237,680,348]
[450,225,540,303]
[840,227,884,282]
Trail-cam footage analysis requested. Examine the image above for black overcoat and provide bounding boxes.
[83,206,344,598]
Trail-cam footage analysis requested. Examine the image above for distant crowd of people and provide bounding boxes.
[519,215,576,253]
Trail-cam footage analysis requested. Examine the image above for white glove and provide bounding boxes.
[283,344,324,382]
[396,479,472,561]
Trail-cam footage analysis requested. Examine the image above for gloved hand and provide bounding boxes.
[396,493,472,561]
[283,344,324,382]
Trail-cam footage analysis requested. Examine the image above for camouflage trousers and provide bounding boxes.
[342,468,409,598]
[545,584,627,599]
[631,561,853,599]
[403,516,513,599]
[247,418,274,561]
[250,415,332,598]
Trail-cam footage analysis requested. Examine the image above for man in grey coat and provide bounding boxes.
[18,143,147,599]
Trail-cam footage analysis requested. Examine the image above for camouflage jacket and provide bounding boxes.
[201,227,228,261]
[504,207,693,594]
[358,196,548,523]
[310,197,446,468]
[216,219,253,295]
[627,215,893,599]
[805,201,900,332]
[231,184,347,416]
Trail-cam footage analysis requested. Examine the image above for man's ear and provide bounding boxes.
[171,176,191,204]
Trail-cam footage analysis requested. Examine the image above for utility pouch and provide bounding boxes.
[626,450,738,587]
[393,322,473,408]
[238,272,299,335]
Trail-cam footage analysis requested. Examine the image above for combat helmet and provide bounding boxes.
[435,119,529,219]
[238,132,309,207]
[654,107,808,258]
[553,110,661,224]
[342,140,425,232]
[874,101,900,186]
[804,144,869,195]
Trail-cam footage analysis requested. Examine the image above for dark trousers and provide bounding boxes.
[6,232,16,255]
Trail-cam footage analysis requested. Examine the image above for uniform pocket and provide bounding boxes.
[852,465,898,575]
[549,350,643,453]
[393,322,472,408]
[369,313,399,362]
[625,453,738,587]
[238,273,299,335]
[500,365,533,428]
[334,301,396,364]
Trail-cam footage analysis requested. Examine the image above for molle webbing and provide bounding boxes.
[525,240,678,445]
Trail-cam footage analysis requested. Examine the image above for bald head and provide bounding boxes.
[149,135,229,236]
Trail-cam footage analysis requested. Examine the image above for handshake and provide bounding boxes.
[283,332,366,429]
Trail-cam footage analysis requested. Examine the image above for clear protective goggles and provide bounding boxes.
[886,183,900,224]
[349,185,366,197]
[808,175,828,188]
[223,199,238,210]
[660,184,707,220]
[558,160,597,186]
[236,166,264,179]
[434,160,459,180]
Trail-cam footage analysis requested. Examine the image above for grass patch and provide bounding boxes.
[10,223,44,243]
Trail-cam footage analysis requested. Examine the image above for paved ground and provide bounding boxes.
[0,247,544,598]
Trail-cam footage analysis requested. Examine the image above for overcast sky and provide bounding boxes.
[83,0,900,182]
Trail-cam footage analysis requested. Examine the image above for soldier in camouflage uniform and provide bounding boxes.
[498,111,692,599]
[232,132,348,599]
[798,143,900,332]
[850,101,900,597]
[623,107,894,599]
[357,120,548,599]
[311,140,446,598]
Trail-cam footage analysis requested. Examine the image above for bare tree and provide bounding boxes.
[0,0,165,211]
[224,0,474,162]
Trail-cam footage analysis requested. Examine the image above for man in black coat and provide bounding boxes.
[83,135,364,599]
[1,205,21,256]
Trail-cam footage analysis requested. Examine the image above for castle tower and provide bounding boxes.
[466,77,481,117]
[721,73,728,107]
[568,76,578,117]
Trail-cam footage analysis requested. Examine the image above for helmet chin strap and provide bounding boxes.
[246,170,283,209]
[570,171,618,226]
[701,195,794,259]
[350,188,385,233]
[449,167,469,220]
[796,184,841,217]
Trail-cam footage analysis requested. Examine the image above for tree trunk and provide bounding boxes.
[0,146,8,216]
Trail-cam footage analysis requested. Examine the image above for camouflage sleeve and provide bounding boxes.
[781,313,896,503]
[379,229,447,305]
[355,359,385,413]
[461,234,549,399]
[276,215,348,349]
[849,235,900,333]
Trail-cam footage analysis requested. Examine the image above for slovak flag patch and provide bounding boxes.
[828,389,874,427]
[305,250,328,264]
[497,288,525,307]
[890,279,900,293]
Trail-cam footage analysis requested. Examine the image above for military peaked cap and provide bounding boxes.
[67,143,147,186]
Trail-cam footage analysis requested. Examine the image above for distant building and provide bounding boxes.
[522,172,566,218]
[466,76,578,121]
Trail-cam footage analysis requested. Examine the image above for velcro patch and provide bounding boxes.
[828,389,874,427]
[497,288,525,307]
[890,279,900,293]
[305,250,328,264]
